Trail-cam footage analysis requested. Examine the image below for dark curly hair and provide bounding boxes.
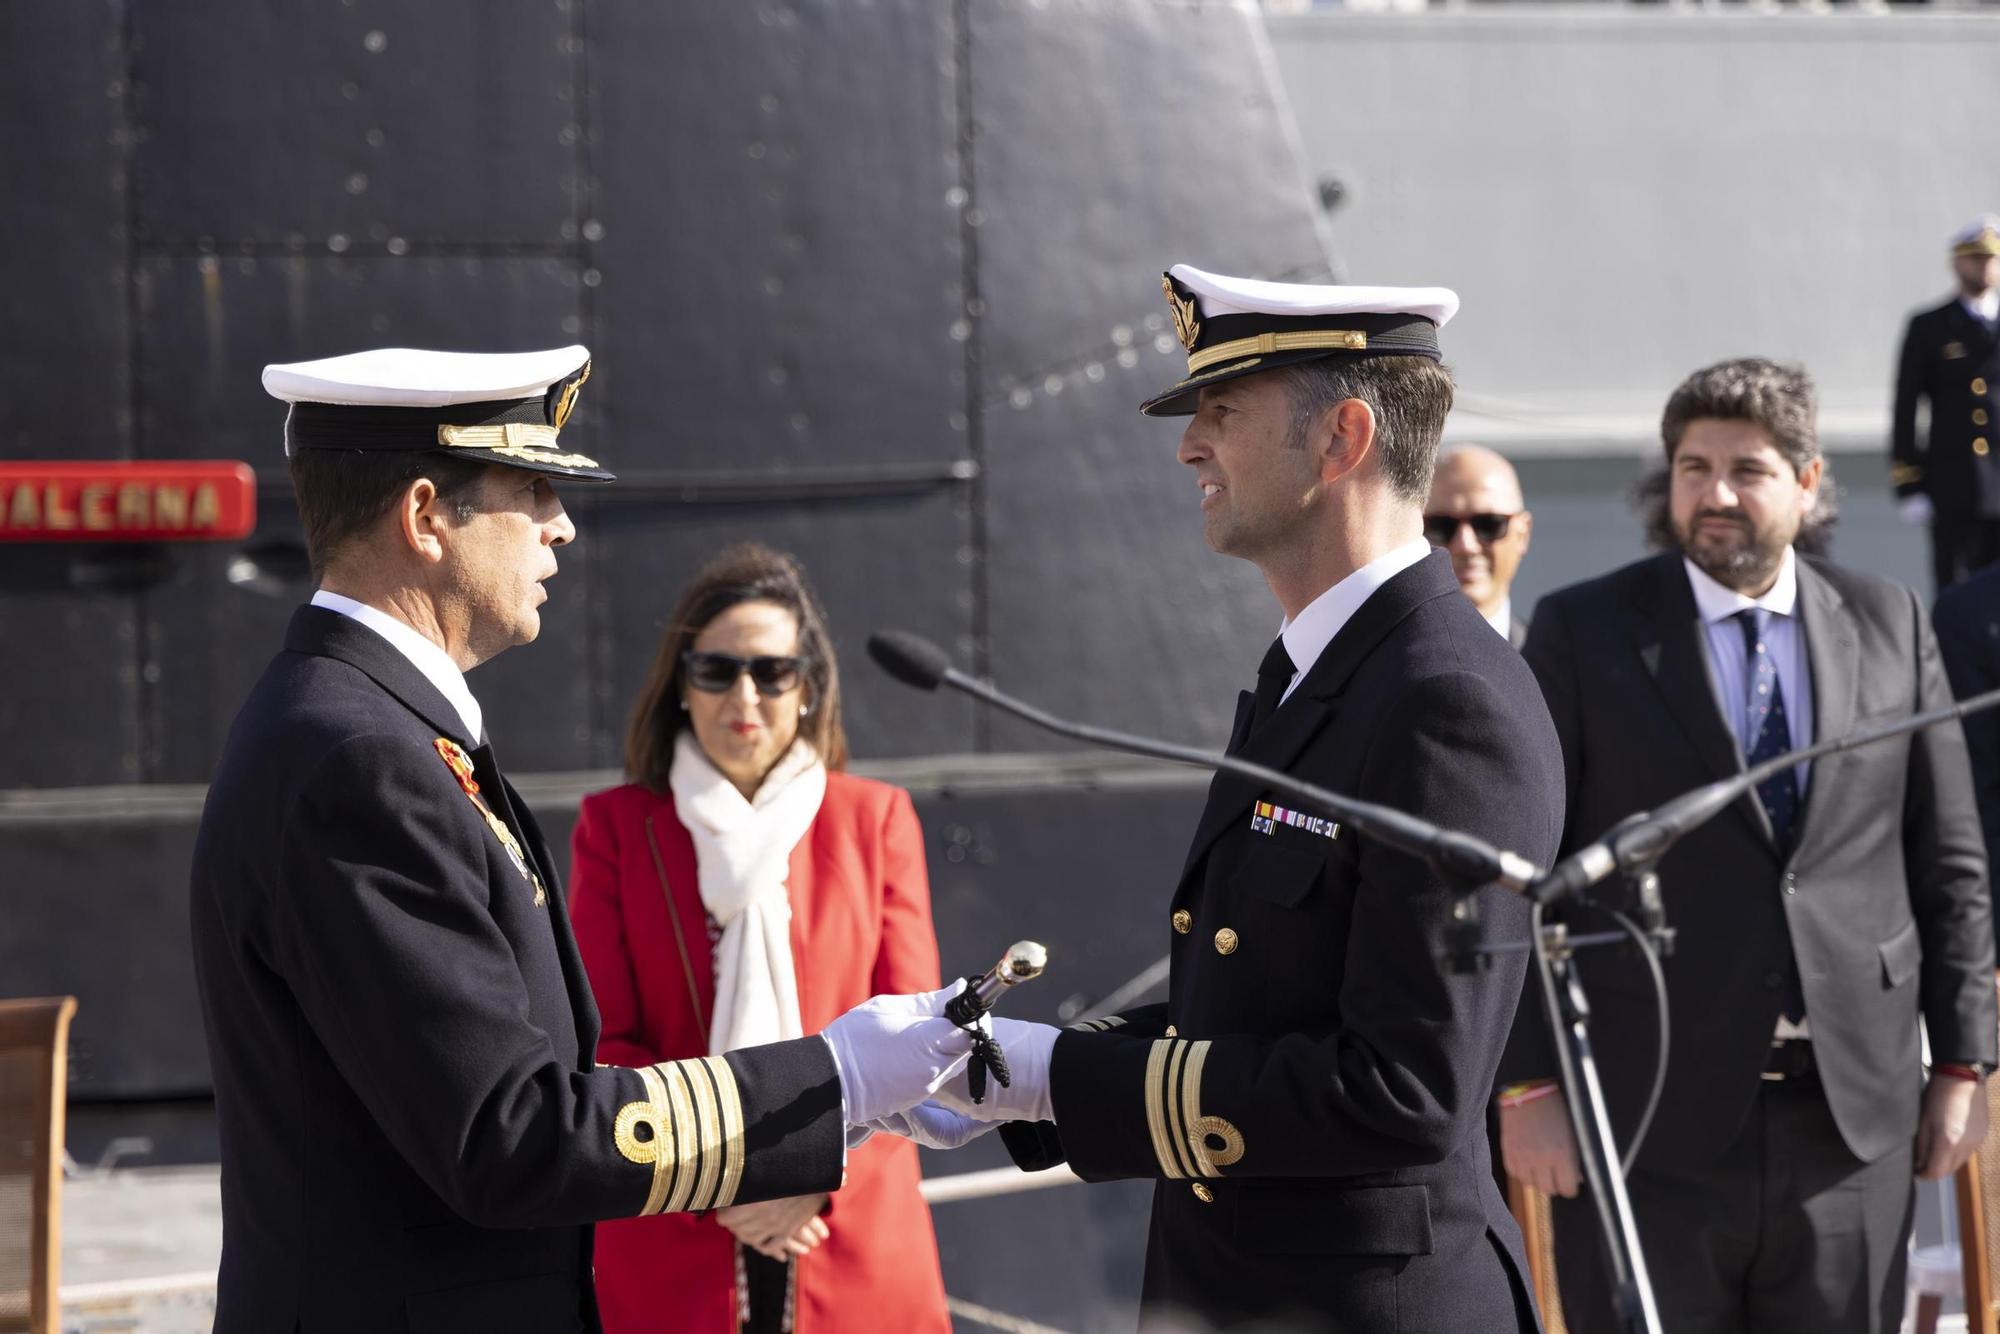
[1636,357,1838,556]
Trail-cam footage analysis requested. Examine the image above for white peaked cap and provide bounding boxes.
[1952,216,2000,256]
[262,345,591,406]
[1143,265,1459,416]
[1167,265,1459,328]
[262,344,610,481]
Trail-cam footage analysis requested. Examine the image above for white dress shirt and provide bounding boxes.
[310,589,484,742]
[1482,596,1513,641]
[1683,550,1814,1039]
[1276,537,1433,706]
[1963,289,2000,325]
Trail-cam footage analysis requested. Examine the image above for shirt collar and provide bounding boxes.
[309,589,484,741]
[1278,536,1433,681]
[1482,595,1513,639]
[1683,546,1798,626]
[1965,290,2000,322]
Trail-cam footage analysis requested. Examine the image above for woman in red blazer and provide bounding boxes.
[570,544,950,1334]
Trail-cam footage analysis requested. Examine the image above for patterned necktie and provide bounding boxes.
[1249,636,1296,732]
[1736,609,1805,1022]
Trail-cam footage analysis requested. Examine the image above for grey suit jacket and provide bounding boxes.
[1500,553,1995,1170]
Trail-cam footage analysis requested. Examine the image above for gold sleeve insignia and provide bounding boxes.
[613,1057,748,1216]
[1142,1037,1242,1180]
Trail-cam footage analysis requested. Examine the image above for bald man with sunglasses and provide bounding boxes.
[1426,445,1534,649]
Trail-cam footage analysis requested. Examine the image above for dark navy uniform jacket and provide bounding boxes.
[190,607,844,1333]
[1893,296,2000,516]
[1004,552,1564,1334]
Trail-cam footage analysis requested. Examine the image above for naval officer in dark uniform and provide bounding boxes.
[191,346,975,1333]
[887,269,1567,1333]
[1893,214,2000,591]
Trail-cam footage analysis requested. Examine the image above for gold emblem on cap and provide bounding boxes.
[553,360,592,430]
[1163,274,1202,352]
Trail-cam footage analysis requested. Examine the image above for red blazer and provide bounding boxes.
[569,772,950,1334]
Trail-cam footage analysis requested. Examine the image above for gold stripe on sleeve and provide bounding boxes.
[657,1061,703,1214]
[1143,1040,1185,1179]
[678,1058,725,1211]
[1177,1039,1245,1173]
[1180,1041,1216,1176]
[699,1056,748,1209]
[635,1064,675,1216]
[1162,1040,1199,1180]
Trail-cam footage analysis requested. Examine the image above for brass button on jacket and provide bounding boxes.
[1191,1182,1215,1203]
[1214,927,1239,956]
[1977,409,1990,426]
[1976,377,1990,395]
[1977,439,1991,457]
[1164,1024,1178,1037]
[1172,909,1192,935]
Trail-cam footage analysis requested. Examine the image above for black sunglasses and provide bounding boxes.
[680,651,810,697]
[1423,512,1516,545]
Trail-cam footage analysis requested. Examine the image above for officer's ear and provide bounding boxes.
[1317,397,1377,487]
[398,478,450,564]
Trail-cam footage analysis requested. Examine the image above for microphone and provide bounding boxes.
[866,631,1542,905]
[869,631,954,692]
[1529,682,2000,909]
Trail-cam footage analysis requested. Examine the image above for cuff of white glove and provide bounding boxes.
[821,1032,849,1124]
[820,1033,854,1166]
[962,1018,1059,1124]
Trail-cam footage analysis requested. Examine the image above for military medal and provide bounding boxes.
[434,737,547,906]
[1250,801,1338,841]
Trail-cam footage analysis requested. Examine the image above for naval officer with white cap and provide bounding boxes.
[890,268,1566,1333]
[190,345,979,1333]
[1893,214,2000,590]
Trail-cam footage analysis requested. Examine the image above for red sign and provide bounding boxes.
[0,461,256,543]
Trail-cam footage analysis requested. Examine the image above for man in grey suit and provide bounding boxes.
[1497,358,1996,1334]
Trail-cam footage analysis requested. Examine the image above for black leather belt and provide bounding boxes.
[1762,1039,1817,1083]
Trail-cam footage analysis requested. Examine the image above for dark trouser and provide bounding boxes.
[1929,511,2000,593]
[740,1248,792,1334]
[1548,1082,1914,1334]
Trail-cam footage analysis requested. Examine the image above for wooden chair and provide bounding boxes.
[0,997,77,1334]
[1505,1174,1568,1334]
[1949,1069,2000,1334]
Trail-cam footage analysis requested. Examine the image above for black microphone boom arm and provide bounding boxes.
[866,630,1541,896]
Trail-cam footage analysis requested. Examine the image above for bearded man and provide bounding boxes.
[1495,357,1996,1334]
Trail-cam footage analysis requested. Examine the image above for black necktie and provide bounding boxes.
[1249,636,1296,731]
[1735,610,1806,1023]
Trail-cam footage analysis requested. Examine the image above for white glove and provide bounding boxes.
[820,983,974,1126]
[1900,493,1935,525]
[866,1100,1000,1150]
[930,1016,1059,1124]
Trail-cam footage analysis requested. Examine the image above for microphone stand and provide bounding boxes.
[1531,898,1662,1334]
[868,630,2000,1334]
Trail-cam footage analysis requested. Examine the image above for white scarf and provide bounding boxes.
[668,731,827,1056]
